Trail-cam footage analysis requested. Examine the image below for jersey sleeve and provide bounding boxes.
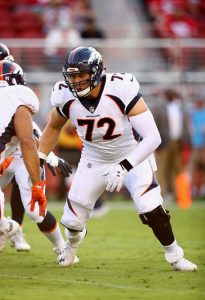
[16,86,39,114]
[123,74,141,115]
[107,73,141,115]
[51,81,75,118]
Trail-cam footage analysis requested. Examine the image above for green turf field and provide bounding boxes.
[0,200,204,300]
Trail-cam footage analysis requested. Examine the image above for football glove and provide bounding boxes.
[103,164,128,192]
[29,180,47,217]
[46,152,72,177]
[0,156,14,176]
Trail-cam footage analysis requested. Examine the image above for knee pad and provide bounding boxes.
[61,214,85,232]
[139,205,174,246]
[139,205,170,228]
[61,199,90,231]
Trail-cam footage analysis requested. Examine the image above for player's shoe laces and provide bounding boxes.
[0,217,19,252]
[57,228,86,267]
[165,246,197,271]
[10,228,31,252]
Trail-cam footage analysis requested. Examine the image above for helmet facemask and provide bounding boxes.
[63,69,93,98]
[4,72,26,86]
[0,61,26,86]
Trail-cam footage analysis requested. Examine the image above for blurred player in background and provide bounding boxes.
[0,42,30,250]
[0,59,79,263]
[0,43,67,254]
[0,59,45,252]
[38,46,197,271]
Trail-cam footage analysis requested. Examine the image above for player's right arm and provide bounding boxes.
[38,108,67,157]
[39,81,72,157]
[14,105,41,185]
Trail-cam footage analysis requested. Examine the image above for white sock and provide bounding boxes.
[163,240,178,253]
[65,228,86,244]
[164,240,184,263]
[42,223,64,248]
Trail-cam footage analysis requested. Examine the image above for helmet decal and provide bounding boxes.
[88,48,102,65]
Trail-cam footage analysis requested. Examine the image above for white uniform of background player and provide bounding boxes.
[39,46,197,271]
[0,122,45,222]
[0,83,39,221]
[0,118,74,257]
[0,79,74,260]
[0,121,70,222]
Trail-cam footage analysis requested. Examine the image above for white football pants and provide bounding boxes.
[0,156,45,223]
[61,155,163,231]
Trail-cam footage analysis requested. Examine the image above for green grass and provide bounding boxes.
[0,200,205,300]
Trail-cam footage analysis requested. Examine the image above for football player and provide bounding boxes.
[0,44,71,253]
[0,60,79,263]
[38,46,197,271]
[0,59,44,250]
[0,42,29,250]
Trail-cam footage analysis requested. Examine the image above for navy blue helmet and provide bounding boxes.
[62,46,104,97]
[0,43,14,61]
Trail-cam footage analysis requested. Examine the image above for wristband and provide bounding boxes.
[120,159,133,172]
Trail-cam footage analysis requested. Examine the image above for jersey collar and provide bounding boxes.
[78,75,106,114]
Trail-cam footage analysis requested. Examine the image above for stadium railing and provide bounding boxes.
[2,38,205,102]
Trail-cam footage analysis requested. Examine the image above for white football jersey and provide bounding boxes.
[51,73,141,163]
[0,84,39,162]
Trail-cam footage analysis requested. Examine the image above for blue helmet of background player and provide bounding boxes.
[0,60,26,86]
[0,43,14,62]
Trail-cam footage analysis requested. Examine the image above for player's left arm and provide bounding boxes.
[104,94,161,193]
[123,96,161,169]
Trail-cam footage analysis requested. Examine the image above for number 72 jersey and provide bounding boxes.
[51,73,142,163]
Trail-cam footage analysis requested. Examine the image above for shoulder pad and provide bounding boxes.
[51,81,74,108]
[15,85,39,114]
[106,73,140,109]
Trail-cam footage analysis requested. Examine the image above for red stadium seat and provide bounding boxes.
[14,11,44,38]
[18,30,45,38]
